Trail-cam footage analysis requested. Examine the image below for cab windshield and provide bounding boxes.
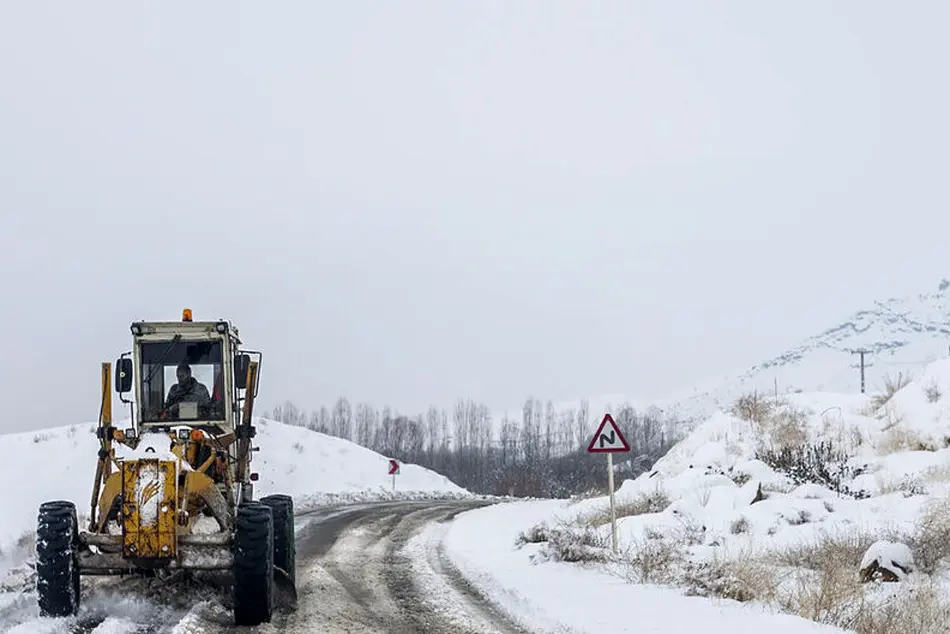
[139,339,226,422]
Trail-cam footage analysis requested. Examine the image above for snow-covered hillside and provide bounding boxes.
[0,417,469,569]
[665,281,950,422]
[514,357,950,632]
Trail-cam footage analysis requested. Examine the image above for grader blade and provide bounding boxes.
[274,566,298,610]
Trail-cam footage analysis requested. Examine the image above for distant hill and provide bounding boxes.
[662,279,950,421]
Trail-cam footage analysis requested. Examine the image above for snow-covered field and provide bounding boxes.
[440,500,846,633]
[0,417,470,576]
[10,355,950,633]
[469,358,950,633]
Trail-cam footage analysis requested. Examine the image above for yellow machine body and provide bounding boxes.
[121,459,178,559]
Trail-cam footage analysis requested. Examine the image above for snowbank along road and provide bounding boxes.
[0,498,528,634]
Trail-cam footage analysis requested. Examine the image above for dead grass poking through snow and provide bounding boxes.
[617,518,705,585]
[682,551,782,604]
[849,580,950,634]
[758,406,810,452]
[908,494,950,574]
[516,519,611,564]
[877,423,937,455]
[582,487,671,528]
[866,372,912,412]
[773,529,898,573]
[592,502,950,632]
[706,527,950,633]
[924,378,943,404]
[921,464,950,485]
[730,391,775,424]
[729,392,811,453]
[569,486,609,504]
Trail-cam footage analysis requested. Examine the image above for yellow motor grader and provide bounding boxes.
[35,309,296,626]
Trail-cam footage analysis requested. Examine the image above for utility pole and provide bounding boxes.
[851,348,873,394]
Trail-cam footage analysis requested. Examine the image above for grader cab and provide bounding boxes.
[35,310,296,626]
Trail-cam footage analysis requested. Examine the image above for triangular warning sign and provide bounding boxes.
[587,413,631,453]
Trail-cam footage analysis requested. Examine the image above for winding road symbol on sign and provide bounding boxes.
[586,413,631,453]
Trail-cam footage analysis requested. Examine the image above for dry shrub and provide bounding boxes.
[758,406,810,452]
[755,441,866,497]
[778,563,864,626]
[683,556,780,604]
[848,580,950,634]
[924,379,943,404]
[908,495,950,574]
[517,520,610,564]
[875,474,927,498]
[731,392,811,455]
[730,471,752,486]
[868,372,912,411]
[620,519,950,634]
[730,516,750,534]
[763,528,950,632]
[730,392,774,424]
[619,517,704,584]
[773,529,898,572]
[569,486,609,504]
[619,535,688,584]
[542,525,610,563]
[583,487,670,527]
[877,424,936,456]
[515,523,550,546]
[921,464,950,485]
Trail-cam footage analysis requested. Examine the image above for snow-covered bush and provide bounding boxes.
[908,495,950,574]
[755,441,869,498]
[581,487,670,528]
[517,520,610,564]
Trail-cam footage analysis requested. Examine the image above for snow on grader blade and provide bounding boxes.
[34,310,296,626]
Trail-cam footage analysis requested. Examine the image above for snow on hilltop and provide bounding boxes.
[0,417,470,565]
[665,280,950,422]
[518,357,950,631]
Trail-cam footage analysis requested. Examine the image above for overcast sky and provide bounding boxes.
[2,2,948,433]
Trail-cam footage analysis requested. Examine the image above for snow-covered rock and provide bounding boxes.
[860,540,915,582]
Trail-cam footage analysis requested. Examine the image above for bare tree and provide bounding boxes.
[264,394,685,498]
[331,397,352,440]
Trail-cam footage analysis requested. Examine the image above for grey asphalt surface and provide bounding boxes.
[0,498,533,634]
[273,498,532,634]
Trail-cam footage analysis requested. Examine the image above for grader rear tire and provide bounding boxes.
[260,494,295,584]
[232,502,274,626]
[36,500,81,618]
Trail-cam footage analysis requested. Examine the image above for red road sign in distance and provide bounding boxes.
[587,413,631,453]
[388,459,400,475]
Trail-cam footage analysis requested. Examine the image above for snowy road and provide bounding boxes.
[0,498,528,634]
[278,498,528,633]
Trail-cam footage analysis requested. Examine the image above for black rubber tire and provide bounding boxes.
[232,502,274,626]
[35,500,80,618]
[260,494,295,585]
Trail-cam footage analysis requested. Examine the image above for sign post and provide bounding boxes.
[388,459,400,490]
[587,413,631,554]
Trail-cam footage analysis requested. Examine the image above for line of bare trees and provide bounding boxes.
[265,397,685,498]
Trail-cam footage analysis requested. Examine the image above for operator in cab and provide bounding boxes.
[164,361,212,418]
